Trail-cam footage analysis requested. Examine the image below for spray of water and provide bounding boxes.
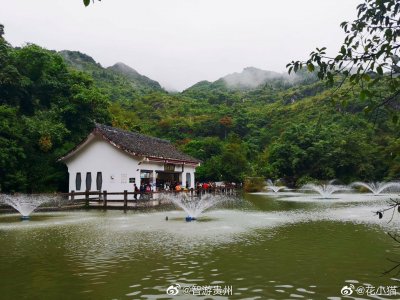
[0,194,56,218]
[350,182,400,195]
[302,181,348,198]
[162,193,229,219]
[265,179,287,193]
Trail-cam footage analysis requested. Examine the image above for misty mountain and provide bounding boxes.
[59,50,164,101]
[59,49,322,108]
[222,67,318,89]
[184,67,317,94]
[223,67,284,89]
[182,66,321,104]
[59,50,99,70]
[107,62,162,91]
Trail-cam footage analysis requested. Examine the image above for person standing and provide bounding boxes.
[146,183,152,200]
[140,183,145,200]
[134,183,139,200]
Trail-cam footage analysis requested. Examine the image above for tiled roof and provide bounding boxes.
[60,123,201,164]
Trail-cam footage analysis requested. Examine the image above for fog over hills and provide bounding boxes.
[106,62,162,91]
[59,50,164,95]
[223,67,283,89]
[59,49,317,95]
[221,67,315,90]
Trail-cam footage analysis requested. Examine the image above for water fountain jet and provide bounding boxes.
[163,193,228,221]
[302,181,348,199]
[0,194,56,220]
[265,179,287,193]
[350,181,400,195]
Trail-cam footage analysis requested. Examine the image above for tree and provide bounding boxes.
[219,134,250,183]
[0,105,28,192]
[0,27,113,192]
[219,116,233,139]
[264,122,379,185]
[287,0,400,121]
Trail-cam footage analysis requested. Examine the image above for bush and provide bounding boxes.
[244,177,265,192]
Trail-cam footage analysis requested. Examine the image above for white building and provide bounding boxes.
[59,124,200,196]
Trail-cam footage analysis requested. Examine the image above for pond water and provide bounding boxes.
[1,192,400,299]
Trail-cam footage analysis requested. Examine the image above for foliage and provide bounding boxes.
[263,122,380,185]
[0,105,27,192]
[59,51,163,101]
[0,28,110,192]
[83,0,100,6]
[287,0,400,121]
[244,177,265,193]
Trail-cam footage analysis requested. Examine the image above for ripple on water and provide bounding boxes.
[296,287,315,294]
[345,279,360,284]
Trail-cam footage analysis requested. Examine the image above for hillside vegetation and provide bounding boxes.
[0,31,399,192]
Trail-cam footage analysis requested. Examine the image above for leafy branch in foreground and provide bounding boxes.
[83,0,101,7]
[374,198,400,276]
[382,231,400,276]
[287,0,400,121]
[382,255,400,276]
[374,198,400,221]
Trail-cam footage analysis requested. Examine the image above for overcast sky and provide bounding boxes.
[1,0,361,91]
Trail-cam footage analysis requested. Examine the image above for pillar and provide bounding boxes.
[152,171,156,188]
[182,171,187,188]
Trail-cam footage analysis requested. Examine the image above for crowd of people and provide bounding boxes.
[132,181,237,200]
[133,183,153,200]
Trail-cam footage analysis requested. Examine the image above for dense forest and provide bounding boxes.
[0,25,399,192]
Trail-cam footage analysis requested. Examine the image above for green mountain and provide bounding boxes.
[221,66,317,91]
[107,62,162,90]
[59,50,164,101]
[182,66,325,106]
[58,50,99,70]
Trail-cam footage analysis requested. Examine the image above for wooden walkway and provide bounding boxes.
[63,187,237,210]
[0,188,238,213]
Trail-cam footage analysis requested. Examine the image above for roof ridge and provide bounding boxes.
[90,123,201,164]
[95,123,171,144]
[58,123,201,163]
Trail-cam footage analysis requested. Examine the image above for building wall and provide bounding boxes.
[65,137,140,196]
[64,136,197,199]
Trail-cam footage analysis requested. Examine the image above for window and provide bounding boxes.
[86,172,92,191]
[76,172,82,191]
[186,173,191,188]
[96,172,102,191]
